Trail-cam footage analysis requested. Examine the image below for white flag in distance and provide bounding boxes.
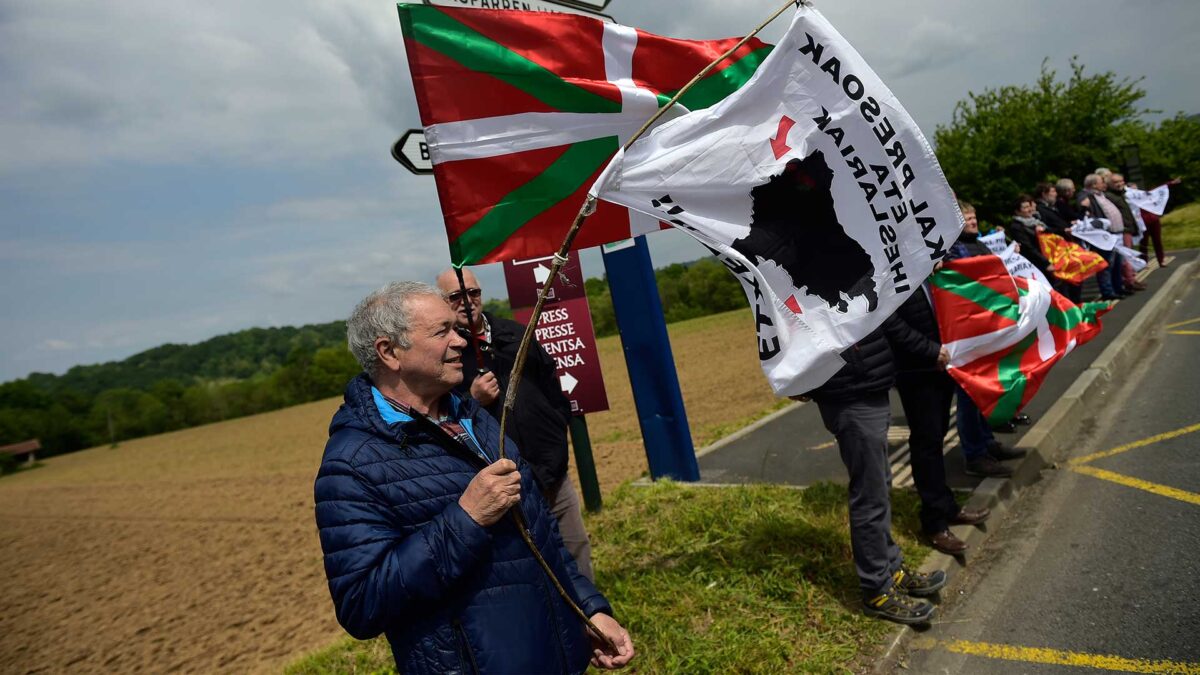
[590,5,962,395]
[1125,185,1170,216]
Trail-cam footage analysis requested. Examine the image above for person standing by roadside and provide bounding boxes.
[1036,183,1082,303]
[1103,172,1148,291]
[435,267,595,581]
[890,288,991,555]
[795,318,950,626]
[945,202,1028,476]
[1055,178,1085,225]
[1136,178,1182,267]
[314,282,632,673]
[1078,174,1131,300]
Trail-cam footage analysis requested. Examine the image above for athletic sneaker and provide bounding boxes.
[893,567,947,597]
[863,590,936,625]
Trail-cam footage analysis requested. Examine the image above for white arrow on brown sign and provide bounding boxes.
[559,372,579,394]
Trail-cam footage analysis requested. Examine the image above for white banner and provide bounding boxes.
[590,5,962,395]
[1072,218,1121,251]
[1116,244,1147,272]
[979,230,1007,254]
[999,243,1052,287]
[1125,185,1170,216]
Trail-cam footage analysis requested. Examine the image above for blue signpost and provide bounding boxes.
[601,237,700,481]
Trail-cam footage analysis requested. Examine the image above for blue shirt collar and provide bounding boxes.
[370,386,465,426]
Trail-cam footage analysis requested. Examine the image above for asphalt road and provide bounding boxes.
[897,267,1200,674]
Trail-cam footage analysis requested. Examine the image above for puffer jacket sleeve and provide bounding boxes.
[315,456,492,640]
[563,560,612,620]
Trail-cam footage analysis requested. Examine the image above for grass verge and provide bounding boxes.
[1162,201,1200,251]
[286,480,930,674]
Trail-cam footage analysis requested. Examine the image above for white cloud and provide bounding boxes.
[0,0,418,172]
[246,227,450,297]
[876,19,975,80]
[0,239,167,274]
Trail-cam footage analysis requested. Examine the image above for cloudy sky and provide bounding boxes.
[2,0,1197,382]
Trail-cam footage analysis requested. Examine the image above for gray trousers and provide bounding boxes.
[817,392,903,598]
[544,477,594,582]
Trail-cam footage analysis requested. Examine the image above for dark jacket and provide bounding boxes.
[1106,189,1139,234]
[1006,218,1052,274]
[946,231,992,260]
[314,374,609,675]
[1036,200,1074,236]
[457,313,573,492]
[1055,196,1084,223]
[890,291,943,374]
[807,314,938,403]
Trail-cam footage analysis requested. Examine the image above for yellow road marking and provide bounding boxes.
[1070,422,1200,466]
[1168,330,1200,335]
[1165,316,1200,329]
[911,637,1200,673]
[1070,465,1200,507]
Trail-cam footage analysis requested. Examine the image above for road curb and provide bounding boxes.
[871,257,1197,674]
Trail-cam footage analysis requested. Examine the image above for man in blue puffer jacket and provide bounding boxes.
[315,281,634,674]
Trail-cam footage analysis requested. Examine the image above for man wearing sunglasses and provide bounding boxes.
[436,268,595,581]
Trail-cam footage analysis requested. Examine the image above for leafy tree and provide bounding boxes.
[0,380,52,409]
[1116,113,1200,206]
[0,452,17,476]
[308,346,362,398]
[482,298,513,320]
[935,58,1149,224]
[87,389,168,443]
[584,277,617,337]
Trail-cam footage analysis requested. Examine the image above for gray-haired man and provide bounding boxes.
[314,281,632,673]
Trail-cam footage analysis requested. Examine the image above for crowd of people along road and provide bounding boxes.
[309,170,1180,672]
[797,170,1180,626]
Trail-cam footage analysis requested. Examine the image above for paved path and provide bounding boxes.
[897,262,1200,674]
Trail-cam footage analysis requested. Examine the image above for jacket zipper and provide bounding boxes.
[452,620,480,674]
[435,417,570,672]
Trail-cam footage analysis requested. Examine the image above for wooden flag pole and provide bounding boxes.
[484,0,801,655]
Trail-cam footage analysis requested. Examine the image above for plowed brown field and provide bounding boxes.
[0,309,781,673]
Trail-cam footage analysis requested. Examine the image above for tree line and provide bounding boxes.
[0,323,365,458]
[934,59,1198,227]
[0,259,749,458]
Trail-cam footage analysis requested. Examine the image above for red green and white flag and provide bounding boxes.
[931,255,1112,424]
[397,3,773,265]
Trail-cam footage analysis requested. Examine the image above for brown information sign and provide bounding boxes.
[504,254,609,414]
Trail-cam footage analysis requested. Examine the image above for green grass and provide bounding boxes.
[1162,201,1200,251]
[286,481,930,674]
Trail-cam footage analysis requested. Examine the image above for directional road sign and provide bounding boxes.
[391,129,433,175]
[544,0,610,11]
[423,0,613,21]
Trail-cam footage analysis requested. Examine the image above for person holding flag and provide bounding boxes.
[435,267,595,582]
[1078,173,1131,300]
[945,202,1027,476]
[794,315,954,625]
[314,282,633,674]
[890,286,992,556]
